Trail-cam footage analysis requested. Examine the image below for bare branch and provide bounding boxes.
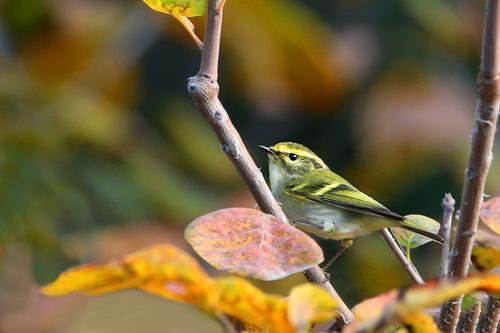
[479,296,500,333]
[441,0,500,326]
[457,298,482,333]
[186,0,354,324]
[380,229,424,285]
[198,0,224,78]
[439,193,455,282]
[439,296,464,332]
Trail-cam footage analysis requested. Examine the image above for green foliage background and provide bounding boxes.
[0,0,498,331]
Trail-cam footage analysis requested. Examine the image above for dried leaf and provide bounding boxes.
[345,274,500,332]
[41,244,216,309]
[480,196,500,234]
[287,284,337,332]
[142,0,206,17]
[185,208,324,281]
[214,277,294,333]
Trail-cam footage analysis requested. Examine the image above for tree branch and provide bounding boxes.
[441,0,500,327]
[457,298,482,333]
[439,193,455,282]
[198,0,223,78]
[186,0,354,324]
[379,229,424,285]
[479,296,500,333]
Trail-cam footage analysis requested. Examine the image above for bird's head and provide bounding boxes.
[260,142,328,183]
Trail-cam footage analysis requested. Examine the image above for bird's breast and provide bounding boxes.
[278,195,394,240]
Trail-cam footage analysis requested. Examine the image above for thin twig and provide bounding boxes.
[439,193,455,282]
[186,0,354,325]
[380,229,424,285]
[479,296,500,333]
[174,16,203,50]
[441,0,500,327]
[438,194,456,330]
[457,298,482,333]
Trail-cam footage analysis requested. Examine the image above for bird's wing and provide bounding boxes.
[284,169,404,221]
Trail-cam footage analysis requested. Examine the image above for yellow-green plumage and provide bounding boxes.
[261,142,443,243]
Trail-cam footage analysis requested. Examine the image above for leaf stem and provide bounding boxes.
[174,15,203,50]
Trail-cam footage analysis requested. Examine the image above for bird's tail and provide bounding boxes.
[400,224,444,244]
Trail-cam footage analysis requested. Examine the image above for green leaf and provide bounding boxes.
[142,0,206,17]
[391,215,441,249]
[461,294,484,311]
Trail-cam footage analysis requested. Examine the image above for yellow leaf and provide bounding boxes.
[398,275,500,315]
[287,284,337,332]
[142,0,206,17]
[214,277,294,333]
[345,274,500,332]
[41,264,139,296]
[41,244,216,309]
[472,245,500,272]
[399,312,439,333]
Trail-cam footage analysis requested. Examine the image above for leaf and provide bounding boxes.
[350,290,399,322]
[480,196,500,234]
[391,215,441,249]
[471,245,500,272]
[214,278,337,333]
[287,284,337,332]
[214,277,294,333]
[399,312,439,333]
[185,208,324,281]
[41,244,216,309]
[461,294,483,311]
[42,243,337,333]
[345,274,500,333]
[142,0,206,17]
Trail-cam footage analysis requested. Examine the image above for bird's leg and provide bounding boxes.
[321,239,353,280]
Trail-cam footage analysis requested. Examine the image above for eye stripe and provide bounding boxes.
[272,145,328,169]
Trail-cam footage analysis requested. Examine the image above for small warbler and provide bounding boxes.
[260,142,442,263]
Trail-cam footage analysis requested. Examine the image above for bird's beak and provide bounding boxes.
[259,145,276,155]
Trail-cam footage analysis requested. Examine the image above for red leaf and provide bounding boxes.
[185,208,324,281]
[481,196,500,234]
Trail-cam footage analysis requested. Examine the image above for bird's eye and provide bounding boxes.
[289,153,298,161]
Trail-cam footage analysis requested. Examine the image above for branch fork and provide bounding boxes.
[187,0,354,325]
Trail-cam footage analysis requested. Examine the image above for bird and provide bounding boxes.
[260,142,443,270]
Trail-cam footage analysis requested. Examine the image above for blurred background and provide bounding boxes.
[0,0,498,332]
